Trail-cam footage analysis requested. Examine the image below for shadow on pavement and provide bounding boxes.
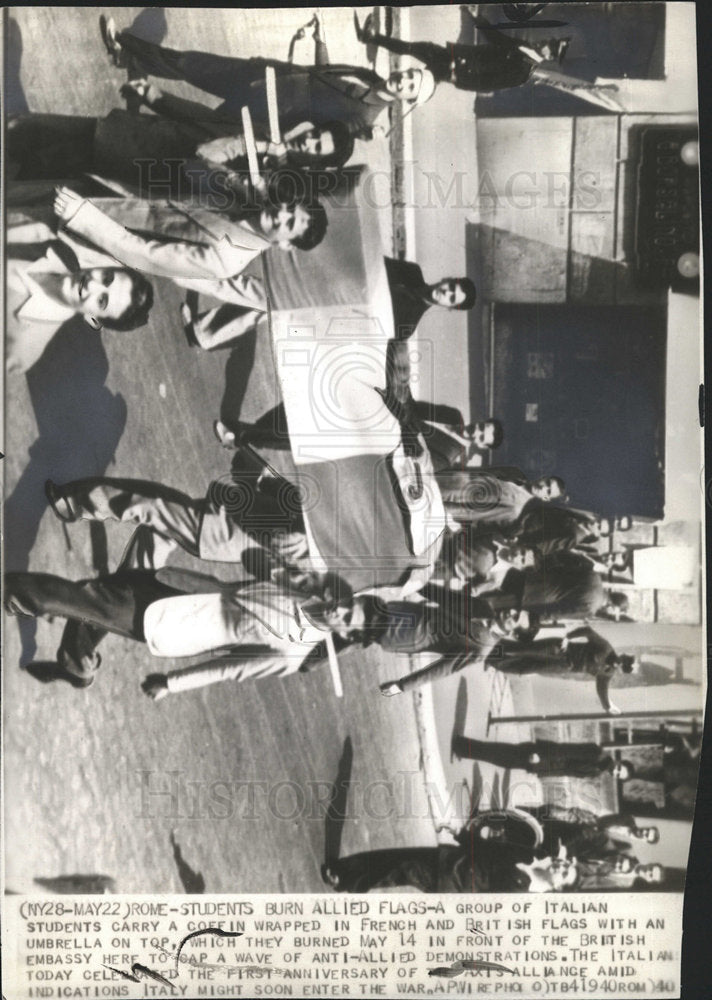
[170,831,206,893]
[5,17,29,115]
[219,330,258,428]
[323,736,354,864]
[4,319,127,664]
[127,7,168,43]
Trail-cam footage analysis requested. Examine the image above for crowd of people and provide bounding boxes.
[6,10,666,893]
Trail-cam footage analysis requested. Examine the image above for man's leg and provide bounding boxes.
[412,399,465,429]
[487,639,563,674]
[48,477,203,557]
[360,33,451,80]
[4,570,179,641]
[56,619,107,682]
[190,304,262,350]
[116,34,281,102]
[54,522,170,678]
[451,737,534,770]
[325,848,438,893]
[381,653,475,696]
[8,114,98,180]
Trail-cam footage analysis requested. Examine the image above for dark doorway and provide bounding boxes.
[490,303,667,518]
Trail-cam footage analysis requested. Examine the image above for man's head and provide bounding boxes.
[548,856,579,891]
[386,68,436,105]
[494,607,528,633]
[599,591,630,621]
[258,198,328,251]
[634,863,665,885]
[610,760,635,781]
[602,550,630,572]
[611,854,635,875]
[287,121,355,169]
[428,277,477,311]
[632,825,660,845]
[530,475,566,502]
[463,419,504,450]
[499,544,537,571]
[618,653,636,674]
[63,267,153,331]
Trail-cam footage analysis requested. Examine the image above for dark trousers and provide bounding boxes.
[453,737,538,771]
[5,570,180,644]
[486,638,566,673]
[118,33,286,101]
[241,404,291,450]
[453,737,605,778]
[8,114,97,180]
[365,35,452,81]
[330,848,444,893]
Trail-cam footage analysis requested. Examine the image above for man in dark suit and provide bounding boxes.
[355,12,568,94]
[524,806,660,859]
[506,503,601,555]
[100,17,436,139]
[435,467,567,529]
[483,623,635,713]
[384,257,477,341]
[451,736,634,779]
[477,548,605,619]
[322,837,538,894]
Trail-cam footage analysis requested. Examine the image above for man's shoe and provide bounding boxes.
[24,660,95,689]
[213,420,238,450]
[99,15,125,67]
[320,864,340,888]
[180,303,199,347]
[45,480,78,523]
[556,38,570,65]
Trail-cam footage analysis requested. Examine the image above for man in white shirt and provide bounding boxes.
[4,567,342,697]
[51,182,327,310]
[7,219,153,373]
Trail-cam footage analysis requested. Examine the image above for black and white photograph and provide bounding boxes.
[2,3,706,997]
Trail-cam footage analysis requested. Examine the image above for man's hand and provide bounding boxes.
[120,78,161,105]
[266,140,288,160]
[142,674,169,701]
[607,703,622,716]
[53,186,85,225]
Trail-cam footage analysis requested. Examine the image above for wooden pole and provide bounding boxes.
[241,106,261,188]
[265,66,281,145]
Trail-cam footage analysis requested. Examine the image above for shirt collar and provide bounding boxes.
[15,251,76,324]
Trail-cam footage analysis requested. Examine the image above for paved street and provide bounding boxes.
[4,6,443,894]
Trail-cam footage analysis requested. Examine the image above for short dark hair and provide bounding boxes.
[454,276,477,310]
[619,654,635,673]
[291,199,328,251]
[101,270,154,332]
[608,591,630,612]
[607,758,635,779]
[489,419,504,449]
[304,121,355,169]
[318,571,354,608]
[546,475,567,497]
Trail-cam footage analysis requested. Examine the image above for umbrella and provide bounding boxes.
[530,67,625,112]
